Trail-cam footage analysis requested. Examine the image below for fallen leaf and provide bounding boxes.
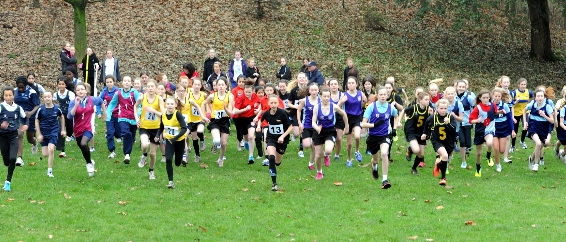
[63,193,71,199]
[465,183,470,186]
[199,163,208,169]
[276,233,282,237]
[408,235,418,240]
[118,212,126,215]
[465,220,476,226]
[462,195,468,198]
[38,200,45,204]
[289,233,295,236]
[333,182,343,186]
[114,160,120,164]
[186,223,194,227]
[531,224,536,228]
[97,201,102,203]
[118,201,127,205]
[426,239,434,242]
[411,198,416,201]
[425,200,430,203]
[198,225,207,232]
[75,229,87,232]
[48,234,53,239]
[250,180,256,183]
[397,211,407,216]
[29,200,36,203]
[6,198,15,202]
[29,162,37,166]
[436,205,444,210]
[242,188,249,191]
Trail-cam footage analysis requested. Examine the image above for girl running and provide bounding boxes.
[496,76,514,163]
[260,94,293,191]
[231,75,247,151]
[455,80,476,168]
[524,89,554,172]
[422,99,458,186]
[14,76,40,166]
[54,76,75,157]
[404,92,431,174]
[98,75,121,159]
[106,76,141,164]
[339,77,367,164]
[554,86,566,160]
[328,78,346,164]
[287,73,308,158]
[384,81,404,161]
[296,82,321,170]
[312,88,349,179]
[361,86,399,189]
[174,83,191,165]
[469,89,497,177]
[254,84,286,165]
[0,86,28,191]
[68,83,106,177]
[234,81,261,164]
[492,88,514,172]
[202,77,234,167]
[134,80,164,179]
[156,97,188,188]
[186,78,209,163]
[157,83,170,162]
[510,78,533,151]
[35,91,66,177]
[444,86,464,162]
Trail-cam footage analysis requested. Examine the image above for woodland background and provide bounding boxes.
[0,0,565,91]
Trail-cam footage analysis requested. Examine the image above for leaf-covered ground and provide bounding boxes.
[0,0,564,90]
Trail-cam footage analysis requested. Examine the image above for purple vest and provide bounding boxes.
[345,90,362,115]
[103,90,119,117]
[302,96,319,129]
[368,102,392,136]
[117,90,135,119]
[317,103,335,128]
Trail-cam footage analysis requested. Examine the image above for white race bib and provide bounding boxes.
[145,112,157,121]
[192,107,200,116]
[164,126,179,136]
[283,100,289,109]
[294,100,299,106]
[215,110,226,118]
[268,124,284,135]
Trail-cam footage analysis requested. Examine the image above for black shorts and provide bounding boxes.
[528,131,550,144]
[291,113,299,126]
[234,117,255,136]
[208,118,230,134]
[335,114,346,130]
[302,128,315,139]
[346,114,362,134]
[139,128,160,144]
[431,139,455,155]
[404,129,426,146]
[266,141,288,155]
[312,127,337,146]
[366,135,392,155]
[187,122,203,133]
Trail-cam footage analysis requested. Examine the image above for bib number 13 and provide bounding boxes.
[269,124,284,135]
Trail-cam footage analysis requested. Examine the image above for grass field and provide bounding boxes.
[1,120,566,241]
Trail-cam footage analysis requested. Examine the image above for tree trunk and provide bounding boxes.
[64,0,87,60]
[526,0,556,61]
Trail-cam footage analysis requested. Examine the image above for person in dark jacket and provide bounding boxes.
[299,58,309,73]
[244,58,261,86]
[99,50,121,84]
[203,49,219,84]
[79,48,100,87]
[276,58,291,80]
[60,42,77,77]
[307,61,324,86]
[343,58,359,91]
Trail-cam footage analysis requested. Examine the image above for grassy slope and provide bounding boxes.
[0,0,564,90]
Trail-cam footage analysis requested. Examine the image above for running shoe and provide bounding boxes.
[528,155,534,170]
[520,141,528,149]
[405,147,413,161]
[149,171,156,180]
[217,159,224,167]
[355,151,362,162]
[124,154,131,164]
[211,144,217,154]
[271,184,279,191]
[244,142,249,151]
[31,145,38,155]
[58,152,66,158]
[89,147,95,152]
[504,158,512,163]
[161,156,166,163]
[308,163,314,170]
[439,178,447,186]
[324,155,330,167]
[487,157,494,167]
[262,159,269,166]
[200,141,206,151]
[182,154,187,167]
[248,155,255,164]
[167,181,175,189]
[346,160,353,167]
[334,154,340,161]
[418,161,425,168]
[3,181,10,192]
[298,150,305,158]
[316,172,324,180]
[47,171,54,178]
[460,162,467,169]
[194,156,200,163]
[86,161,95,177]
[411,169,418,175]
[116,138,122,143]
[496,164,502,172]
[15,157,24,167]
[108,152,116,159]
[475,169,482,177]
[138,156,147,168]
[532,163,539,172]
[539,158,545,166]
[509,146,515,153]
[381,180,391,189]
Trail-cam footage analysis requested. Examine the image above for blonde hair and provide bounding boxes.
[492,87,511,103]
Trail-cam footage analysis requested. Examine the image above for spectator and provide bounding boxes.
[206,61,227,91]
[343,58,359,90]
[60,42,77,76]
[245,58,261,86]
[179,62,199,80]
[228,51,247,89]
[299,58,309,73]
[79,48,100,86]
[306,61,324,86]
[275,58,291,80]
[203,49,219,86]
[99,50,121,85]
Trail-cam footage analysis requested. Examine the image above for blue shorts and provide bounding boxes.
[494,121,511,138]
[40,134,58,146]
[77,131,94,141]
[27,116,36,132]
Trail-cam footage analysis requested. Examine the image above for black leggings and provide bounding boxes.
[1,131,18,182]
[165,140,185,181]
[511,115,527,146]
[76,135,91,164]
[459,125,473,148]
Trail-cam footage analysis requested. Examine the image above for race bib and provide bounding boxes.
[269,124,284,135]
[294,100,299,106]
[192,107,200,116]
[215,110,226,118]
[283,100,289,109]
[145,112,157,121]
[165,126,179,136]
[182,114,189,122]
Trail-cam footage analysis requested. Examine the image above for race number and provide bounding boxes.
[269,124,284,135]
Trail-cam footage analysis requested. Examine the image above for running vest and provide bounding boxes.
[188,91,205,123]
[161,110,187,141]
[302,96,319,129]
[344,90,363,115]
[368,102,392,136]
[55,90,71,114]
[74,97,94,137]
[211,92,229,119]
[140,94,161,129]
[117,89,136,119]
[317,103,336,128]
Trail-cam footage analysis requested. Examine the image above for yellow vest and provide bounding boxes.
[178,96,191,123]
[188,91,206,123]
[140,94,161,129]
[513,89,531,116]
[211,92,229,119]
[161,110,187,141]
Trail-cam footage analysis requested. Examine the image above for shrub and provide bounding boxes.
[364,7,386,31]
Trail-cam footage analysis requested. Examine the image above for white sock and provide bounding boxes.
[317,169,322,173]
[383,175,388,181]
[47,168,52,173]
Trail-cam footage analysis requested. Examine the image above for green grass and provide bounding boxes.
[2,120,566,241]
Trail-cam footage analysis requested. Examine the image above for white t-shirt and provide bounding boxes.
[104,58,115,76]
[233,58,243,82]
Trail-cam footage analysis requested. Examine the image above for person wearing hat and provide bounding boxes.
[307,61,324,86]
